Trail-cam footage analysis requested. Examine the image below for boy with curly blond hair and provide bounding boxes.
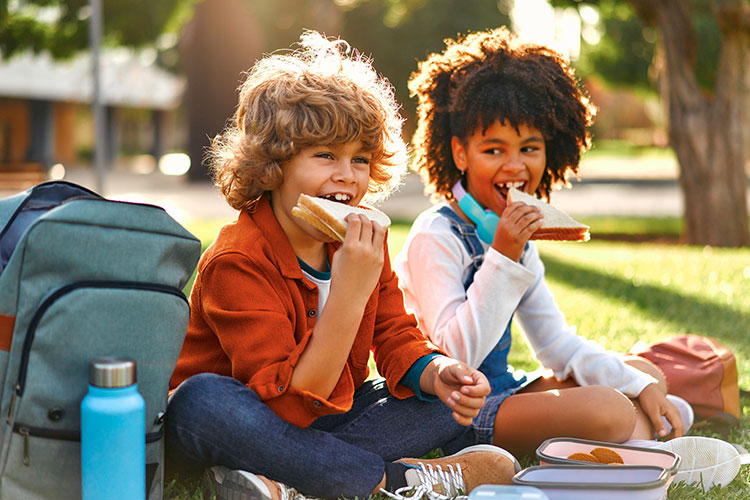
[166,31,517,500]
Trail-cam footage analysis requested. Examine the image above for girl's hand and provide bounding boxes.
[421,356,490,425]
[638,384,684,439]
[330,214,385,309]
[492,202,543,261]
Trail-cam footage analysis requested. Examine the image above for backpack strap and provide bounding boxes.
[0,182,102,276]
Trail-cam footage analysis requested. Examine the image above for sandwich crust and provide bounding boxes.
[508,187,590,242]
[291,204,344,241]
[292,194,391,242]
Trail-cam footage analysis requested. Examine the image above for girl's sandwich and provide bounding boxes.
[508,187,590,241]
[292,194,392,242]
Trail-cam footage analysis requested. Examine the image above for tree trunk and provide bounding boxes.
[179,0,263,183]
[629,0,750,247]
[179,0,343,183]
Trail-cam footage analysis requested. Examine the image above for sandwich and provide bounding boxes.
[291,193,392,242]
[508,187,590,242]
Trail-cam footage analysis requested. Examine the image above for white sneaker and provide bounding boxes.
[653,436,745,491]
[661,394,694,436]
[210,466,311,500]
[384,445,519,499]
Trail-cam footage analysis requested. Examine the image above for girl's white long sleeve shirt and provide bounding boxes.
[394,205,657,398]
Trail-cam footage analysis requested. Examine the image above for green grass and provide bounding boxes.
[579,140,679,180]
[585,139,676,160]
[170,218,750,499]
[581,216,683,238]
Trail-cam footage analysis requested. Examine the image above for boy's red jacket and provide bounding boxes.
[170,196,442,427]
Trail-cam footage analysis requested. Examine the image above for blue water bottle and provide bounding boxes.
[81,357,146,500]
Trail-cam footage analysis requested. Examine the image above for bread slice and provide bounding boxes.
[291,194,391,242]
[508,187,590,242]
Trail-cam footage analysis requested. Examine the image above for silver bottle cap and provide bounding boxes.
[89,357,137,388]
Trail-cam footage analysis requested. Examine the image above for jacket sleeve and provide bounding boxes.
[371,241,445,398]
[198,251,354,427]
[516,243,657,397]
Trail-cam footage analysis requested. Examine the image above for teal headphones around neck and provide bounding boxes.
[452,180,499,244]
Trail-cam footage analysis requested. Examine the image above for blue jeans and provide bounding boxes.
[166,373,471,498]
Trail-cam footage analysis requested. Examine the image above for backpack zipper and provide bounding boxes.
[7,280,187,423]
[18,427,29,466]
[13,424,162,466]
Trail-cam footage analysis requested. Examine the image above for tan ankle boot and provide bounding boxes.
[397,444,519,496]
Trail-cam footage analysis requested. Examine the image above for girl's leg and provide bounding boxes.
[506,355,667,451]
[491,385,637,457]
[523,356,667,394]
[623,355,667,393]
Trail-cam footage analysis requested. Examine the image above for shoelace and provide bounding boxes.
[381,462,468,500]
[277,482,314,500]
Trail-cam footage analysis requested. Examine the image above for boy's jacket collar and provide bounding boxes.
[247,195,340,281]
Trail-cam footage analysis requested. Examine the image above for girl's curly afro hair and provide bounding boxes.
[408,27,596,201]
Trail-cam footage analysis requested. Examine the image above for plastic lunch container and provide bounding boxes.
[512,464,671,500]
[536,437,680,485]
[468,484,550,499]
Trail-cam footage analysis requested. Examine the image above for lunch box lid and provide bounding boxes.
[513,464,670,491]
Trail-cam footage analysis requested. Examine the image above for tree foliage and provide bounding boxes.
[571,2,655,91]
[552,0,750,246]
[340,0,513,132]
[554,0,722,93]
[0,0,186,59]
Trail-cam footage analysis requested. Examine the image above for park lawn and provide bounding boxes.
[169,219,750,499]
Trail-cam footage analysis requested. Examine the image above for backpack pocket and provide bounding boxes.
[0,281,188,500]
[2,425,163,500]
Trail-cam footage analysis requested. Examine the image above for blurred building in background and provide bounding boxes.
[0,48,184,190]
[0,0,667,188]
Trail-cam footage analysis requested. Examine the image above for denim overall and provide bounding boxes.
[437,205,529,446]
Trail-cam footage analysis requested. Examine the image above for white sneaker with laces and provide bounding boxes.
[210,466,311,500]
[383,444,519,500]
[653,436,749,491]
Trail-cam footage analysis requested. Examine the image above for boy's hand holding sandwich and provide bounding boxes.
[293,194,390,307]
[331,213,386,309]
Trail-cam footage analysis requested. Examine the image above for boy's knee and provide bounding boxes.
[168,373,251,424]
[584,386,637,443]
[170,373,225,406]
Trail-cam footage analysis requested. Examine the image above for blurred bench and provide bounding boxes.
[0,163,49,191]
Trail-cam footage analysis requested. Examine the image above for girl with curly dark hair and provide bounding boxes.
[394,27,691,457]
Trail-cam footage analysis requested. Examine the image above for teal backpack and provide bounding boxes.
[0,181,201,499]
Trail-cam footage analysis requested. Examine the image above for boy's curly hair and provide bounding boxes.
[209,31,407,211]
[408,27,596,201]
